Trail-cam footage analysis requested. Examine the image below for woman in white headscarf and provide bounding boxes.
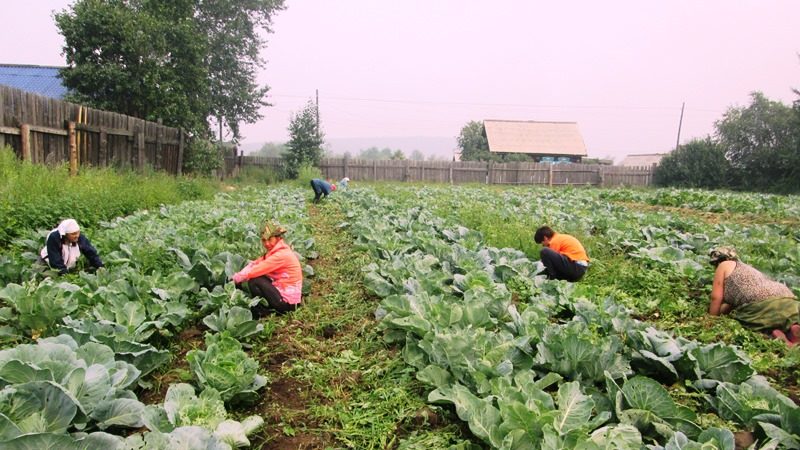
[39,219,103,275]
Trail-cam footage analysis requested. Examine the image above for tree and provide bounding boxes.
[196,0,285,140]
[283,101,323,178]
[715,92,799,192]
[391,150,406,160]
[457,121,491,161]
[55,0,285,140]
[410,149,425,161]
[653,137,731,189]
[256,142,287,158]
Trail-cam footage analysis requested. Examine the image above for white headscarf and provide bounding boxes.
[57,219,80,236]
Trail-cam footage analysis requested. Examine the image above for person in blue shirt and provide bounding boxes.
[310,178,336,203]
[39,219,103,275]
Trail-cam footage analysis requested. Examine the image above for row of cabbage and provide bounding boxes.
[597,188,800,221]
[340,188,800,450]
[0,187,314,449]
[425,186,800,293]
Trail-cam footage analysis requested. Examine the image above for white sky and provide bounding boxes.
[2,0,799,160]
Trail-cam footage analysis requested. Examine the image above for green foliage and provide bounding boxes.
[254,142,287,158]
[186,332,267,403]
[654,137,731,189]
[356,147,407,160]
[0,148,215,247]
[715,91,799,193]
[294,163,324,188]
[55,0,285,139]
[231,165,282,184]
[283,100,324,178]
[182,138,223,176]
[457,121,491,161]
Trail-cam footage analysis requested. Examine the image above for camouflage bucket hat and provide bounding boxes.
[708,246,738,265]
[261,222,288,240]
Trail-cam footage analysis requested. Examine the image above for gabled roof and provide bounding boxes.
[484,119,587,156]
[0,64,68,99]
[620,153,668,167]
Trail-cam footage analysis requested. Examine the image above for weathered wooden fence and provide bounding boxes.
[226,155,654,186]
[0,85,185,174]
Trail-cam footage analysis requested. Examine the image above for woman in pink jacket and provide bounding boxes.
[231,223,303,316]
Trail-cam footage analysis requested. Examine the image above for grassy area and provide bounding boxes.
[0,148,217,246]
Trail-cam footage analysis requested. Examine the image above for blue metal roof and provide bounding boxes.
[0,64,69,99]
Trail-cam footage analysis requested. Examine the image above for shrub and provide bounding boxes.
[295,163,323,188]
[184,138,224,176]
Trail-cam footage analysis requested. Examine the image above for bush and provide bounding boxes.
[295,163,323,188]
[231,165,282,185]
[653,137,731,189]
[0,147,216,246]
[183,138,224,176]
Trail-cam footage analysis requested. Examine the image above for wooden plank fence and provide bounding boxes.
[226,155,655,187]
[0,85,185,174]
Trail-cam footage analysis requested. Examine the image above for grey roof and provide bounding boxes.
[484,119,587,156]
[620,153,668,167]
[0,64,68,99]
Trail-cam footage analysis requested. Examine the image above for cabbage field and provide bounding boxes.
[0,184,798,449]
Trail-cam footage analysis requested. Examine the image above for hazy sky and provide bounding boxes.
[3,1,799,160]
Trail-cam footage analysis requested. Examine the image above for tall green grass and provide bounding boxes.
[0,148,217,246]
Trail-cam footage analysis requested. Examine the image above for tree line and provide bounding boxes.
[654,91,800,193]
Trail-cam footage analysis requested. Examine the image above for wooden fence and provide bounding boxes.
[226,155,654,186]
[0,85,185,174]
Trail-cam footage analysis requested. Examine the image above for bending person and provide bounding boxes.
[310,178,336,203]
[708,246,799,345]
[231,223,303,317]
[534,226,589,282]
[39,219,103,275]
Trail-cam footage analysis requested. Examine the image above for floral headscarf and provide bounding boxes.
[261,222,287,240]
[708,246,738,266]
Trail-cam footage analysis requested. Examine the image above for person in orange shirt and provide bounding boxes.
[231,223,303,316]
[534,226,589,282]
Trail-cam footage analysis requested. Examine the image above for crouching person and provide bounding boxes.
[231,223,303,317]
[39,219,103,275]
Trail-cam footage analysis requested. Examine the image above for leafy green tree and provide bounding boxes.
[653,137,731,189]
[256,142,287,158]
[55,0,284,140]
[715,92,799,192]
[283,101,323,178]
[196,0,285,140]
[410,149,425,160]
[391,150,406,160]
[457,121,491,161]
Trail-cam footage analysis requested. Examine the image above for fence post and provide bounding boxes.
[20,123,31,162]
[155,118,163,170]
[598,166,605,187]
[177,130,185,175]
[486,161,492,184]
[68,121,77,176]
[403,159,410,182]
[0,88,5,148]
[449,161,453,184]
[99,129,108,167]
[373,160,377,180]
[548,164,554,186]
[420,161,425,182]
[343,155,349,178]
[136,125,145,172]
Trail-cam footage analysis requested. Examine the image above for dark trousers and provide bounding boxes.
[310,180,327,203]
[540,248,587,282]
[237,276,297,316]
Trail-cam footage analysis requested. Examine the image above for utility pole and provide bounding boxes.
[315,89,320,139]
[219,117,223,142]
[675,102,685,151]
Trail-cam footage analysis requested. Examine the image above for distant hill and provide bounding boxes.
[241,136,458,160]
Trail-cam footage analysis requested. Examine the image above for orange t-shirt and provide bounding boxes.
[548,233,589,262]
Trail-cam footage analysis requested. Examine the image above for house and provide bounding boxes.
[484,119,587,163]
[0,64,68,99]
[619,153,668,167]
